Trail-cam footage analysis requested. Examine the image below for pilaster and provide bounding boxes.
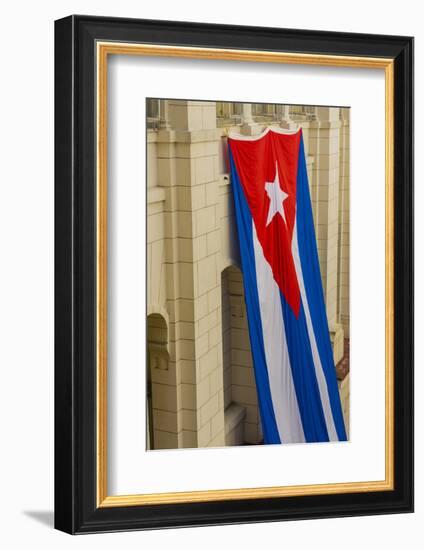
[308,107,344,359]
[159,100,226,448]
[240,103,262,136]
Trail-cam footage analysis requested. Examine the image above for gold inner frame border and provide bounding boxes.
[96,42,394,508]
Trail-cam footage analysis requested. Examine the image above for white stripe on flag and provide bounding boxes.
[292,220,339,441]
[252,221,305,444]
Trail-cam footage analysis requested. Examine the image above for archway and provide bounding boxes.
[146,313,170,450]
[221,265,262,445]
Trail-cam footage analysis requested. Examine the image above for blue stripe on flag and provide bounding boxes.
[229,149,281,444]
[280,293,330,442]
[296,138,347,441]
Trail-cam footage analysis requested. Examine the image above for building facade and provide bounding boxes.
[146,100,350,450]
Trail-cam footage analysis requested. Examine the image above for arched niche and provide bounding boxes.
[221,265,262,446]
[146,313,171,450]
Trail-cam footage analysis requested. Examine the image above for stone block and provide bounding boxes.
[245,404,259,424]
[193,235,208,262]
[154,409,178,433]
[231,349,253,367]
[197,255,217,295]
[206,229,220,255]
[225,425,244,446]
[224,403,246,446]
[230,314,248,330]
[309,136,340,156]
[199,347,219,380]
[178,262,195,299]
[200,393,220,425]
[181,383,196,409]
[219,191,232,218]
[331,324,345,366]
[164,263,177,301]
[208,324,221,348]
[316,107,340,122]
[177,239,196,266]
[151,382,177,412]
[232,365,255,387]
[187,106,204,130]
[147,212,165,243]
[174,158,194,186]
[182,409,197,432]
[231,328,251,351]
[195,205,216,236]
[175,186,192,211]
[224,383,232,409]
[201,104,218,129]
[191,184,207,211]
[211,410,225,439]
[157,158,175,187]
[180,359,196,384]
[205,180,219,206]
[194,293,208,321]
[147,199,165,216]
[181,430,197,448]
[196,331,209,359]
[174,298,195,323]
[198,309,218,337]
[176,339,195,361]
[244,422,260,444]
[209,430,226,448]
[168,102,203,131]
[195,156,216,185]
[197,420,211,447]
[207,287,221,311]
[153,430,179,450]
[175,142,198,159]
[163,237,176,264]
[232,384,258,406]
[197,375,210,407]
[156,142,176,159]
[218,388,224,409]
[209,366,223,396]
[175,211,193,238]
[149,359,175,386]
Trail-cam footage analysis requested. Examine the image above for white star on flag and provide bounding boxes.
[265,161,288,226]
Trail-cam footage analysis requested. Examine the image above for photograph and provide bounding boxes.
[0,0,419,544]
[146,99,350,450]
[52,14,413,534]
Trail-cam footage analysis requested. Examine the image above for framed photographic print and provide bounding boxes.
[54,15,414,534]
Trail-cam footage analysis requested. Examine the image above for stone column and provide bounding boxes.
[338,108,350,338]
[158,99,169,130]
[308,107,344,364]
[277,104,297,131]
[240,103,261,136]
[157,100,226,448]
[147,315,173,449]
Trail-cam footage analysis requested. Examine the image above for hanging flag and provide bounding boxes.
[228,127,347,444]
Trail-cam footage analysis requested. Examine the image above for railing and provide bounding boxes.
[146,99,317,130]
[147,98,160,129]
[216,102,316,126]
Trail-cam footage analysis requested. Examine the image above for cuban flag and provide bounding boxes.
[228,127,347,444]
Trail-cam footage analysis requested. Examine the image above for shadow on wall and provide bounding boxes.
[22,511,54,529]
[146,313,172,450]
[221,265,263,446]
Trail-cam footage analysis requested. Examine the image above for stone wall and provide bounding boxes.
[146,100,350,448]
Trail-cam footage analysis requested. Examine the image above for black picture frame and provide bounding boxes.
[54,15,414,534]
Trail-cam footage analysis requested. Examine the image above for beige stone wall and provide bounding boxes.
[147,100,227,449]
[307,108,344,360]
[146,100,350,448]
[221,266,262,444]
[338,109,350,338]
